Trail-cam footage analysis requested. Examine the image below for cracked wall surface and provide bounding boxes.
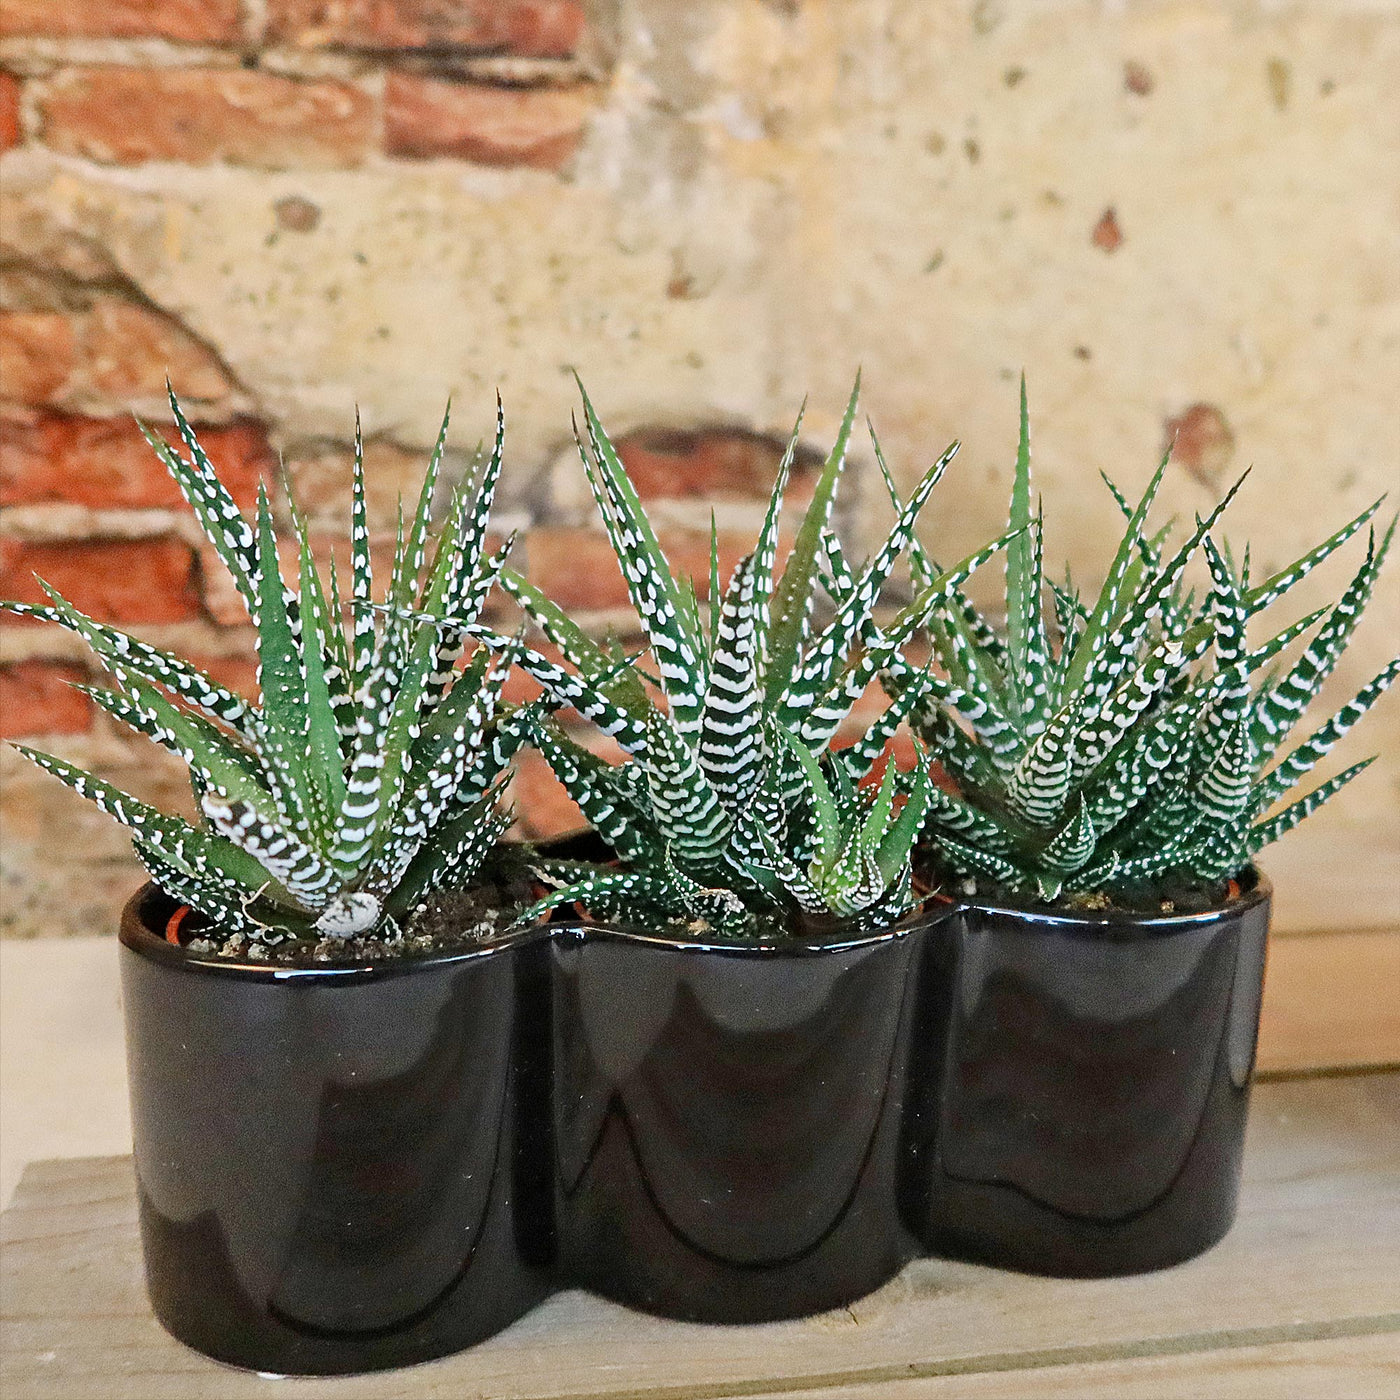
[2,1,1398,936]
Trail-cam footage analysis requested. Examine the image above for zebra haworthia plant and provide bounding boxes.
[864,382,1398,904]
[3,392,536,944]
[451,379,1013,937]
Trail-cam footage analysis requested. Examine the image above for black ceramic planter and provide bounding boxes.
[120,841,1267,1368]
[901,873,1271,1277]
[119,884,555,1376]
[547,911,949,1323]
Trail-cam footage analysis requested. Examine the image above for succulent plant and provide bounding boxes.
[3,392,536,944]
[435,380,1012,937]
[842,384,1399,903]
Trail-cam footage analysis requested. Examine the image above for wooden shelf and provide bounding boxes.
[3,1073,1397,1400]
[1258,929,1400,1076]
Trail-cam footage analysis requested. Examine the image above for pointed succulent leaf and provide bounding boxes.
[1201,533,1251,749]
[1083,694,1199,837]
[921,782,1016,855]
[837,668,934,785]
[776,729,840,859]
[765,377,860,705]
[934,833,1031,893]
[397,402,451,609]
[1250,519,1393,762]
[1003,380,1053,723]
[874,759,935,884]
[292,511,350,821]
[1195,714,1257,825]
[0,600,255,736]
[869,422,1003,655]
[698,552,768,808]
[77,686,266,801]
[529,717,662,866]
[145,391,260,616]
[134,841,291,942]
[348,409,377,696]
[1243,499,1383,618]
[1245,758,1376,859]
[797,528,1019,752]
[1038,800,1097,874]
[575,384,706,735]
[641,711,732,873]
[1251,657,1399,811]
[10,744,273,892]
[250,489,322,843]
[201,794,340,913]
[1081,474,1248,709]
[781,438,957,728]
[751,823,830,914]
[1062,447,1172,694]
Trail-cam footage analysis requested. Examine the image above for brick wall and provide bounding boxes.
[2,2,1398,935]
[2,6,595,165]
[0,0,857,932]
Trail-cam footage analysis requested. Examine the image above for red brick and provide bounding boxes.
[0,660,93,737]
[385,76,592,169]
[0,537,203,624]
[268,1,586,58]
[195,543,251,626]
[617,428,818,503]
[512,730,630,841]
[0,312,75,406]
[0,0,241,43]
[492,635,555,707]
[187,651,259,700]
[287,438,436,533]
[83,300,232,403]
[38,68,375,170]
[526,525,755,614]
[511,746,585,838]
[0,415,271,511]
[0,72,20,152]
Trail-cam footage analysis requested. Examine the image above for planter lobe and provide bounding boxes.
[119,857,1273,1371]
[120,885,554,1376]
[901,877,1271,1277]
[549,917,942,1322]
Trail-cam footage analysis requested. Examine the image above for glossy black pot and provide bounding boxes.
[119,884,554,1376]
[547,907,949,1323]
[901,873,1271,1277]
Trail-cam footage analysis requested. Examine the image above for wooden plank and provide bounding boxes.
[0,938,128,1208]
[1258,931,1400,1076]
[2,1075,1397,1400]
[1258,820,1400,937]
[775,1332,1400,1399]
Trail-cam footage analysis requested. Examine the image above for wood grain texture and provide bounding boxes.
[1258,931,1400,1075]
[775,1333,1400,1399]
[1258,825,1400,937]
[2,1075,1397,1400]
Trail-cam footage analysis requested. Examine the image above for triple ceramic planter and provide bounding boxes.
[119,870,1271,1376]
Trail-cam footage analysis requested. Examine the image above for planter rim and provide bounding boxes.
[957,866,1272,935]
[528,829,955,956]
[119,880,954,979]
[544,896,955,959]
[119,882,550,984]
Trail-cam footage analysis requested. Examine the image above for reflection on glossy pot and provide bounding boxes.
[901,875,1271,1277]
[120,862,1272,1374]
[121,885,554,1376]
[549,917,943,1322]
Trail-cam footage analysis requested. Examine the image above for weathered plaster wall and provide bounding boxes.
[2,1,1397,935]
